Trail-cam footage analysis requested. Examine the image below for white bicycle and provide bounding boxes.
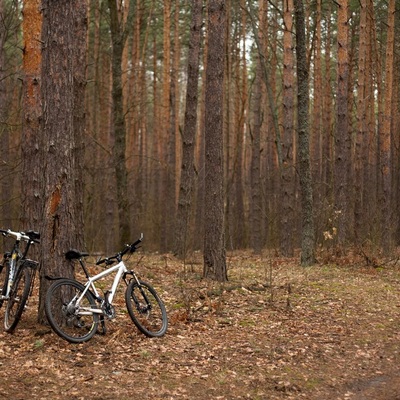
[45,235,168,343]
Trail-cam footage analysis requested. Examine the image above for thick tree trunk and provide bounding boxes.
[38,0,87,323]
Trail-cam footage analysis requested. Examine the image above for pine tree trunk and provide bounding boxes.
[280,0,295,257]
[294,0,316,266]
[379,0,395,253]
[21,0,42,252]
[203,0,227,282]
[354,0,367,242]
[174,0,202,258]
[108,0,131,245]
[38,0,87,323]
[334,0,350,247]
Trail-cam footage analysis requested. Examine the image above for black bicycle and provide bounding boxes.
[0,229,40,332]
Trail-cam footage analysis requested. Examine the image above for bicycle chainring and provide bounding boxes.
[102,302,116,319]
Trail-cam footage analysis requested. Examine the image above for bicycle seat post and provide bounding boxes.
[79,259,90,279]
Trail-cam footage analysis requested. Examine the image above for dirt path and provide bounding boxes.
[0,253,400,399]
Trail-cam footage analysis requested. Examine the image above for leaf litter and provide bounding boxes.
[0,250,400,399]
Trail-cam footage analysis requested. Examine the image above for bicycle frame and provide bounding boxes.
[75,259,138,315]
[1,230,37,300]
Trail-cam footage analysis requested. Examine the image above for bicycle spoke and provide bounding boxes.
[45,279,99,343]
[125,281,168,337]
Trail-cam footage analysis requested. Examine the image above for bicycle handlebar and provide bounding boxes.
[96,233,143,266]
[0,229,40,244]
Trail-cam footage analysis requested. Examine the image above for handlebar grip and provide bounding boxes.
[130,234,143,249]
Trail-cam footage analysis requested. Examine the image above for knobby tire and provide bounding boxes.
[45,278,99,344]
[4,267,31,333]
[125,280,168,337]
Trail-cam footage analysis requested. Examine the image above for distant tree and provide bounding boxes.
[334,0,350,247]
[174,0,203,259]
[38,0,87,323]
[280,0,295,257]
[0,0,10,231]
[293,0,316,266]
[108,0,134,245]
[203,0,227,281]
[379,0,395,253]
[354,0,368,241]
[250,60,263,254]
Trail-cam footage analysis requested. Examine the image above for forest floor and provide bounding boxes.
[1,248,400,399]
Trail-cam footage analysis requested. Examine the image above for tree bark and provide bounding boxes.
[38,0,87,323]
[280,0,295,257]
[203,0,227,282]
[334,0,350,247]
[294,0,316,266]
[108,0,132,245]
[21,0,42,254]
[379,0,395,253]
[174,0,202,258]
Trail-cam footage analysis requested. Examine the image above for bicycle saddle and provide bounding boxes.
[65,249,89,260]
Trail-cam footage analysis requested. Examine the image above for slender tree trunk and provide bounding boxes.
[334,0,350,247]
[250,57,263,254]
[174,0,202,258]
[294,0,316,266]
[159,0,171,252]
[21,0,42,254]
[108,0,132,245]
[38,0,87,323]
[203,0,227,282]
[311,0,323,217]
[322,1,333,204]
[280,0,295,257]
[354,0,367,242]
[0,0,11,230]
[379,0,395,253]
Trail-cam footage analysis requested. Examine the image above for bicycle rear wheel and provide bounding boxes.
[45,278,99,343]
[4,267,31,333]
[125,280,168,337]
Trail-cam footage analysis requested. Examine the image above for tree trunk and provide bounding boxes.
[280,0,295,257]
[174,0,202,258]
[293,0,316,266]
[354,0,367,242]
[21,0,42,252]
[379,0,395,253]
[334,0,350,247]
[38,0,87,323]
[108,0,131,245]
[0,0,11,231]
[203,0,227,282]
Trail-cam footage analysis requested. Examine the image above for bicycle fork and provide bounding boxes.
[0,253,14,302]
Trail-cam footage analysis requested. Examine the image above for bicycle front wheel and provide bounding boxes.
[4,267,31,333]
[45,279,99,344]
[125,280,168,337]
[0,260,9,309]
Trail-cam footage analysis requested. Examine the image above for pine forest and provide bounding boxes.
[0,0,399,261]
